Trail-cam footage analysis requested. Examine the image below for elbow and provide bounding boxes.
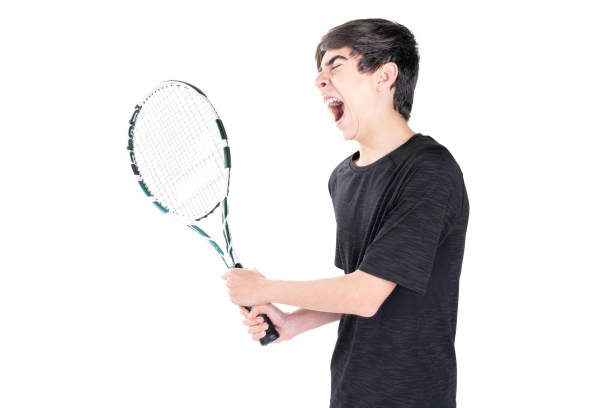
[358,309,376,318]
[357,300,382,318]
[350,270,394,318]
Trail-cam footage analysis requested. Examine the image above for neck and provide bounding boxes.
[354,112,417,166]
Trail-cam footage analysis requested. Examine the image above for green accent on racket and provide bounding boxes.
[127,80,279,346]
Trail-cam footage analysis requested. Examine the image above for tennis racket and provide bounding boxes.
[127,80,279,346]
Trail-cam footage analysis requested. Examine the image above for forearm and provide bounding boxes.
[287,308,342,338]
[263,273,373,317]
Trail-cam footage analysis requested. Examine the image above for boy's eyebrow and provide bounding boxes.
[318,55,348,73]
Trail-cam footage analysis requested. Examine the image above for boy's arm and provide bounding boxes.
[224,268,397,318]
[240,305,341,343]
[288,308,342,337]
[263,270,396,318]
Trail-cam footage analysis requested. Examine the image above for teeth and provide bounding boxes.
[325,97,343,106]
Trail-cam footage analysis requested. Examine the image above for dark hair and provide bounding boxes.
[315,18,420,121]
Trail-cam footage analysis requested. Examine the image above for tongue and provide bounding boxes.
[330,103,345,122]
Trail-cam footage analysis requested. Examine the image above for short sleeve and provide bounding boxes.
[329,166,344,270]
[357,154,455,295]
[328,165,338,197]
[334,244,344,270]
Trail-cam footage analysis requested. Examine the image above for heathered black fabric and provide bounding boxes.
[328,134,469,408]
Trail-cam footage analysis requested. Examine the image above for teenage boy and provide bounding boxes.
[223,18,470,408]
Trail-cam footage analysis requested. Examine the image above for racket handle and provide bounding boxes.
[235,263,280,346]
[244,306,279,346]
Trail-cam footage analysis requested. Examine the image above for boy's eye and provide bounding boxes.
[331,65,340,70]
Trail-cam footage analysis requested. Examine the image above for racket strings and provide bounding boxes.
[133,82,229,218]
[154,91,219,214]
[175,90,228,212]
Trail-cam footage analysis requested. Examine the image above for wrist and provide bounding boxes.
[261,278,276,304]
[283,309,300,340]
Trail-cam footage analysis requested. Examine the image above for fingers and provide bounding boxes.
[247,322,268,334]
[243,315,264,326]
[242,314,268,341]
[238,305,275,342]
[250,323,269,341]
[253,331,266,341]
[245,304,276,321]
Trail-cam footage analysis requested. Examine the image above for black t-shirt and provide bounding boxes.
[328,133,469,408]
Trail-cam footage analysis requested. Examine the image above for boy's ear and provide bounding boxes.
[376,61,399,92]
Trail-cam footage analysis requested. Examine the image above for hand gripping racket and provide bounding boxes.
[127,80,279,346]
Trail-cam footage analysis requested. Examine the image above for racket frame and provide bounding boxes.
[127,80,239,269]
[127,80,279,346]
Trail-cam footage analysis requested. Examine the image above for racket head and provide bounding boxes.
[127,80,233,222]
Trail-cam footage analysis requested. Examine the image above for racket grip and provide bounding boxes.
[234,263,280,346]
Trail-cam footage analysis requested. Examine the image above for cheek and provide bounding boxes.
[345,94,367,121]
[343,82,372,114]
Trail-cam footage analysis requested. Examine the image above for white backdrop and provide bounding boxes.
[1,1,611,407]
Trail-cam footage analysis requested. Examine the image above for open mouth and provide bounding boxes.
[325,97,345,123]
